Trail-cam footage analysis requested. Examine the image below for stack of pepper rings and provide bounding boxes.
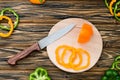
[105,0,120,21]
[0,8,19,38]
[55,45,90,71]
[101,56,120,80]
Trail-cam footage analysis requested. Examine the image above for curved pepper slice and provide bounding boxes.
[29,0,45,4]
[109,0,116,15]
[61,46,75,68]
[105,0,109,8]
[55,45,73,68]
[55,45,90,71]
[0,8,19,31]
[111,56,120,70]
[72,48,90,71]
[112,61,120,70]
[69,48,83,68]
[114,56,120,61]
[29,67,51,80]
[114,1,120,21]
[60,46,82,69]
[0,16,14,38]
[109,0,120,16]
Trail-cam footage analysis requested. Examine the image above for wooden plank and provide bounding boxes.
[0,0,120,80]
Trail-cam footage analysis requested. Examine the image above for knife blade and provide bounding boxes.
[8,24,76,65]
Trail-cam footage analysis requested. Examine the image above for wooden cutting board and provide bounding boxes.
[47,18,103,73]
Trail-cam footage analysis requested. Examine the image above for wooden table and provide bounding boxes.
[0,0,120,80]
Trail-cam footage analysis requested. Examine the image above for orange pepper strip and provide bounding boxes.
[55,45,63,66]
[109,0,120,16]
[72,48,90,71]
[69,49,83,68]
[55,45,72,68]
[0,16,14,38]
[61,46,76,68]
[55,45,91,71]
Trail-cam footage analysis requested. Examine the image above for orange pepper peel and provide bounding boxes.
[78,23,93,44]
[29,0,45,4]
[0,16,14,38]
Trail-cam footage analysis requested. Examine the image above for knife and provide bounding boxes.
[8,24,76,65]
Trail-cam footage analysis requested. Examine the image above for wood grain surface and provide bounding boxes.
[0,0,120,80]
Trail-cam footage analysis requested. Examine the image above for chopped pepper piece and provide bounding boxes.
[29,67,51,80]
[109,0,116,15]
[29,0,45,4]
[77,23,93,44]
[104,0,120,21]
[0,8,19,31]
[0,16,14,38]
[101,56,120,80]
[101,69,119,80]
[109,0,120,17]
[111,56,120,70]
[114,1,120,21]
[105,0,109,8]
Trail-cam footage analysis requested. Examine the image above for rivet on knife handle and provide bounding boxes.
[8,43,40,65]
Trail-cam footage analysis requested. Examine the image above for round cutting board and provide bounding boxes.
[47,18,103,73]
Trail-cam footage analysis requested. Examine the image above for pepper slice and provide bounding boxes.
[101,69,119,80]
[29,67,51,80]
[61,46,76,68]
[104,0,120,21]
[72,48,90,71]
[55,45,90,71]
[77,23,93,44]
[0,16,14,38]
[0,8,19,31]
[29,0,45,4]
[109,0,117,15]
[109,0,120,16]
[69,49,83,68]
[114,56,120,61]
[101,55,120,80]
[105,0,110,8]
[114,1,120,21]
[55,45,74,68]
[60,46,82,69]
[111,56,120,70]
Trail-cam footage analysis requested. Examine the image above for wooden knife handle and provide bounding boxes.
[8,42,40,65]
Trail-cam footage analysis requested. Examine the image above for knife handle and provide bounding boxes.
[8,42,40,65]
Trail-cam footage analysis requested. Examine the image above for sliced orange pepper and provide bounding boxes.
[109,0,120,16]
[55,45,91,71]
[29,0,45,4]
[55,45,71,68]
[0,16,14,38]
[109,0,116,15]
[69,49,82,68]
[72,48,90,71]
[61,46,76,68]
[78,23,93,44]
